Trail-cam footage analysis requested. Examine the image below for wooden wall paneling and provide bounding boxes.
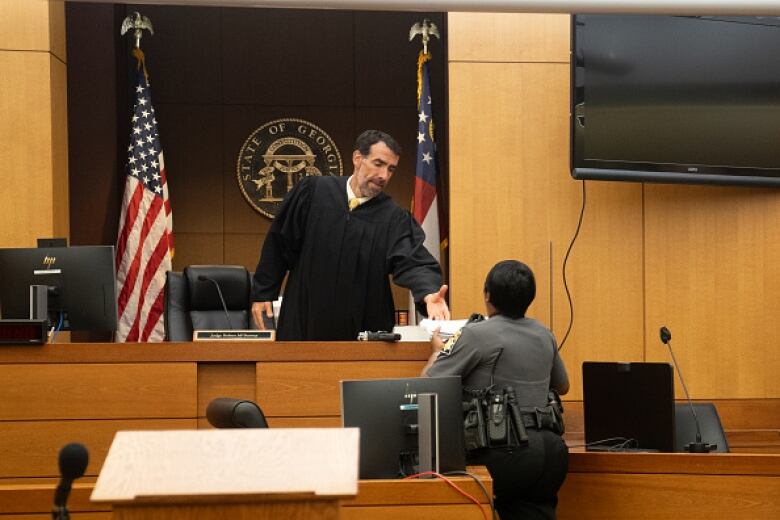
[0,364,197,420]
[65,3,123,247]
[123,4,222,106]
[220,8,354,106]
[353,11,446,109]
[223,233,265,272]
[0,0,50,51]
[345,467,491,505]
[0,418,196,479]
[644,184,780,399]
[161,104,224,235]
[171,232,225,270]
[558,473,780,520]
[197,362,257,423]
[200,417,342,429]
[256,361,425,417]
[728,431,780,453]
[714,399,780,431]
[341,505,489,520]
[552,181,645,399]
[50,53,69,239]
[1,514,111,520]
[447,13,644,400]
[448,62,563,319]
[448,13,570,63]
[266,417,342,428]
[109,502,340,519]
[48,0,66,62]
[0,52,55,247]
[562,399,780,453]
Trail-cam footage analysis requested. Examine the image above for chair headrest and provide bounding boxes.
[206,397,268,428]
[184,265,250,311]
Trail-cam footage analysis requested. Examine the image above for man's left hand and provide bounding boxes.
[424,285,450,320]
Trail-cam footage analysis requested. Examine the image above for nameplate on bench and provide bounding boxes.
[193,330,275,341]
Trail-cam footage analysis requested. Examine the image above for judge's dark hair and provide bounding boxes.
[354,130,402,157]
[484,260,536,319]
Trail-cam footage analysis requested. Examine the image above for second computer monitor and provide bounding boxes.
[583,361,676,452]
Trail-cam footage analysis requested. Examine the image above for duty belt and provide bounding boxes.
[519,406,560,432]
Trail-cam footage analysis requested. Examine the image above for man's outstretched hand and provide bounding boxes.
[423,285,450,321]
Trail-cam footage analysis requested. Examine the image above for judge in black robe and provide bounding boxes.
[251,130,448,341]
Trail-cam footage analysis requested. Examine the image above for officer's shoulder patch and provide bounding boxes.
[437,328,463,358]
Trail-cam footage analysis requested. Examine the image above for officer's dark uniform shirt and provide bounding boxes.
[426,315,569,407]
[426,314,570,520]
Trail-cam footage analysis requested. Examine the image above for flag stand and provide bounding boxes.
[408,20,442,326]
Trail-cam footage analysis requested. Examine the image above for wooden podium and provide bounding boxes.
[91,428,359,520]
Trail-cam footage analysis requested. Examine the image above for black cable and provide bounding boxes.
[558,180,587,352]
[444,470,497,520]
[570,437,639,451]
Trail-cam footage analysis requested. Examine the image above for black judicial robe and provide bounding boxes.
[252,175,442,341]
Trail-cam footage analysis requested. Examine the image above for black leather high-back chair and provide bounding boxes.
[164,265,254,341]
[206,398,268,429]
[674,402,730,452]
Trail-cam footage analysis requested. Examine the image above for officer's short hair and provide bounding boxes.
[484,260,536,319]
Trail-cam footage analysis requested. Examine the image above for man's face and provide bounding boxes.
[351,141,399,198]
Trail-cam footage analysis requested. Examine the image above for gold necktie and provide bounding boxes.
[348,198,361,211]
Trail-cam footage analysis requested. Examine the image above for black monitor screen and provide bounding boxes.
[582,361,676,452]
[0,246,118,332]
[341,376,465,479]
[572,15,780,187]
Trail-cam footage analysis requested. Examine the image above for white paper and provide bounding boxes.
[418,318,470,338]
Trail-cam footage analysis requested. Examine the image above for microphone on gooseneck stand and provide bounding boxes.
[198,275,233,329]
[52,442,89,520]
[659,326,716,453]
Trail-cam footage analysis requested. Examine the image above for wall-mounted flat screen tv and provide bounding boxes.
[572,14,780,187]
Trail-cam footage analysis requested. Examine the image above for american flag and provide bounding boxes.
[410,51,441,324]
[115,50,173,342]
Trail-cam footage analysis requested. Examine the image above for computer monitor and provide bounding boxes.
[582,361,676,452]
[341,376,465,479]
[0,246,118,332]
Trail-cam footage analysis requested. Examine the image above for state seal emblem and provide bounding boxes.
[236,118,344,218]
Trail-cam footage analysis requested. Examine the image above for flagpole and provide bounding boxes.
[115,13,174,343]
[408,20,442,327]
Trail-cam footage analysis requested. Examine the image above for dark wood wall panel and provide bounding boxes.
[133,5,223,105]
[162,104,225,235]
[172,232,225,268]
[67,5,447,298]
[221,9,356,106]
[224,233,265,270]
[66,4,124,248]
